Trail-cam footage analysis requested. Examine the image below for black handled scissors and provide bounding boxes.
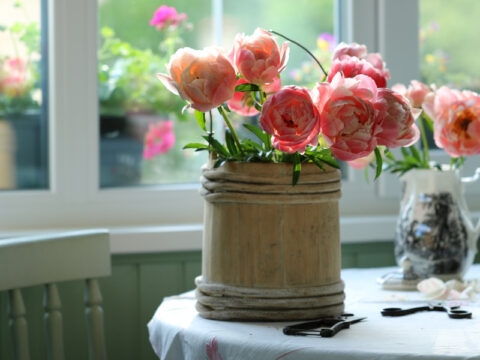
[283,314,366,337]
[381,304,472,319]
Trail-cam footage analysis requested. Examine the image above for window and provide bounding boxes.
[0,0,48,190]
[5,0,478,248]
[97,0,335,187]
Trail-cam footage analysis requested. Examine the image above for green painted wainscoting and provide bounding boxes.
[1,241,479,360]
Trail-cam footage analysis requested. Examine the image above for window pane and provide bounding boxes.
[98,0,211,187]
[420,0,480,92]
[0,0,48,190]
[98,0,335,187]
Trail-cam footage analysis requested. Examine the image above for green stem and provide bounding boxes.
[259,90,266,105]
[269,30,328,77]
[218,106,244,155]
[418,115,430,167]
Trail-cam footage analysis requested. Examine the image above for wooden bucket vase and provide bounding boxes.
[196,162,344,321]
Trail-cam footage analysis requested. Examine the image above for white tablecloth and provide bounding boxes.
[148,266,480,360]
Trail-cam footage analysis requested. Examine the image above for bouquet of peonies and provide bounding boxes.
[157,28,421,183]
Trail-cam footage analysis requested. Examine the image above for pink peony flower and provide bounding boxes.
[347,152,376,170]
[231,28,289,86]
[0,57,31,98]
[259,86,320,154]
[313,73,379,161]
[149,5,187,30]
[332,42,367,61]
[373,88,420,148]
[227,77,281,117]
[422,86,480,157]
[143,120,175,159]
[327,56,390,88]
[328,42,390,88]
[392,80,432,108]
[157,47,237,112]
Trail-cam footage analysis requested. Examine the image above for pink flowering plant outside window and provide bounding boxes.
[0,2,41,115]
[157,28,436,183]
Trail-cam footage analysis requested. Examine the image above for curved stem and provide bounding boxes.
[269,30,328,77]
[418,115,430,166]
[218,106,244,155]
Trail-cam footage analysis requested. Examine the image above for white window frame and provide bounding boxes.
[1,0,479,253]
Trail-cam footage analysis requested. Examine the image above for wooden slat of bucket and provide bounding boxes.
[202,201,341,288]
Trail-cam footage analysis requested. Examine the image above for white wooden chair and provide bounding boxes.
[0,230,111,360]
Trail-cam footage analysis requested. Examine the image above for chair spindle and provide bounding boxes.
[44,283,65,360]
[85,279,107,360]
[8,288,30,360]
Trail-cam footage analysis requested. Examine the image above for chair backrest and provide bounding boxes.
[0,229,111,360]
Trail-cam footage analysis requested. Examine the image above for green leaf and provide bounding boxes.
[409,146,421,162]
[292,152,301,186]
[202,135,229,157]
[214,158,226,168]
[400,147,410,159]
[235,83,260,92]
[384,149,395,161]
[243,124,269,146]
[183,143,209,150]
[374,148,383,180]
[225,129,237,155]
[195,110,206,131]
[222,103,231,112]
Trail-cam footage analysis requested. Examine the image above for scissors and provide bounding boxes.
[381,304,472,319]
[283,314,366,337]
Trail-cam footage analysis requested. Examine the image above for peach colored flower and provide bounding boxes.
[313,73,380,161]
[373,88,420,148]
[259,86,320,154]
[422,86,480,157]
[332,42,367,61]
[231,28,289,86]
[392,80,432,108]
[157,47,237,112]
[227,77,281,117]
[143,121,175,159]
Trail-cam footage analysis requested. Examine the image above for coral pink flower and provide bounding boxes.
[227,77,281,117]
[259,86,320,154]
[0,58,31,98]
[327,56,390,88]
[392,80,432,108]
[373,88,420,148]
[332,42,367,61]
[313,73,379,161]
[231,28,289,86]
[422,86,480,157]
[157,47,237,112]
[143,120,175,159]
[149,5,186,30]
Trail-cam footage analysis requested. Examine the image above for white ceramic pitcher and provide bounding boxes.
[395,167,480,280]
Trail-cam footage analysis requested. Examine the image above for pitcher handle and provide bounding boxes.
[462,168,480,184]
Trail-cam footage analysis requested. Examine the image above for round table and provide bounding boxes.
[148,266,480,360]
